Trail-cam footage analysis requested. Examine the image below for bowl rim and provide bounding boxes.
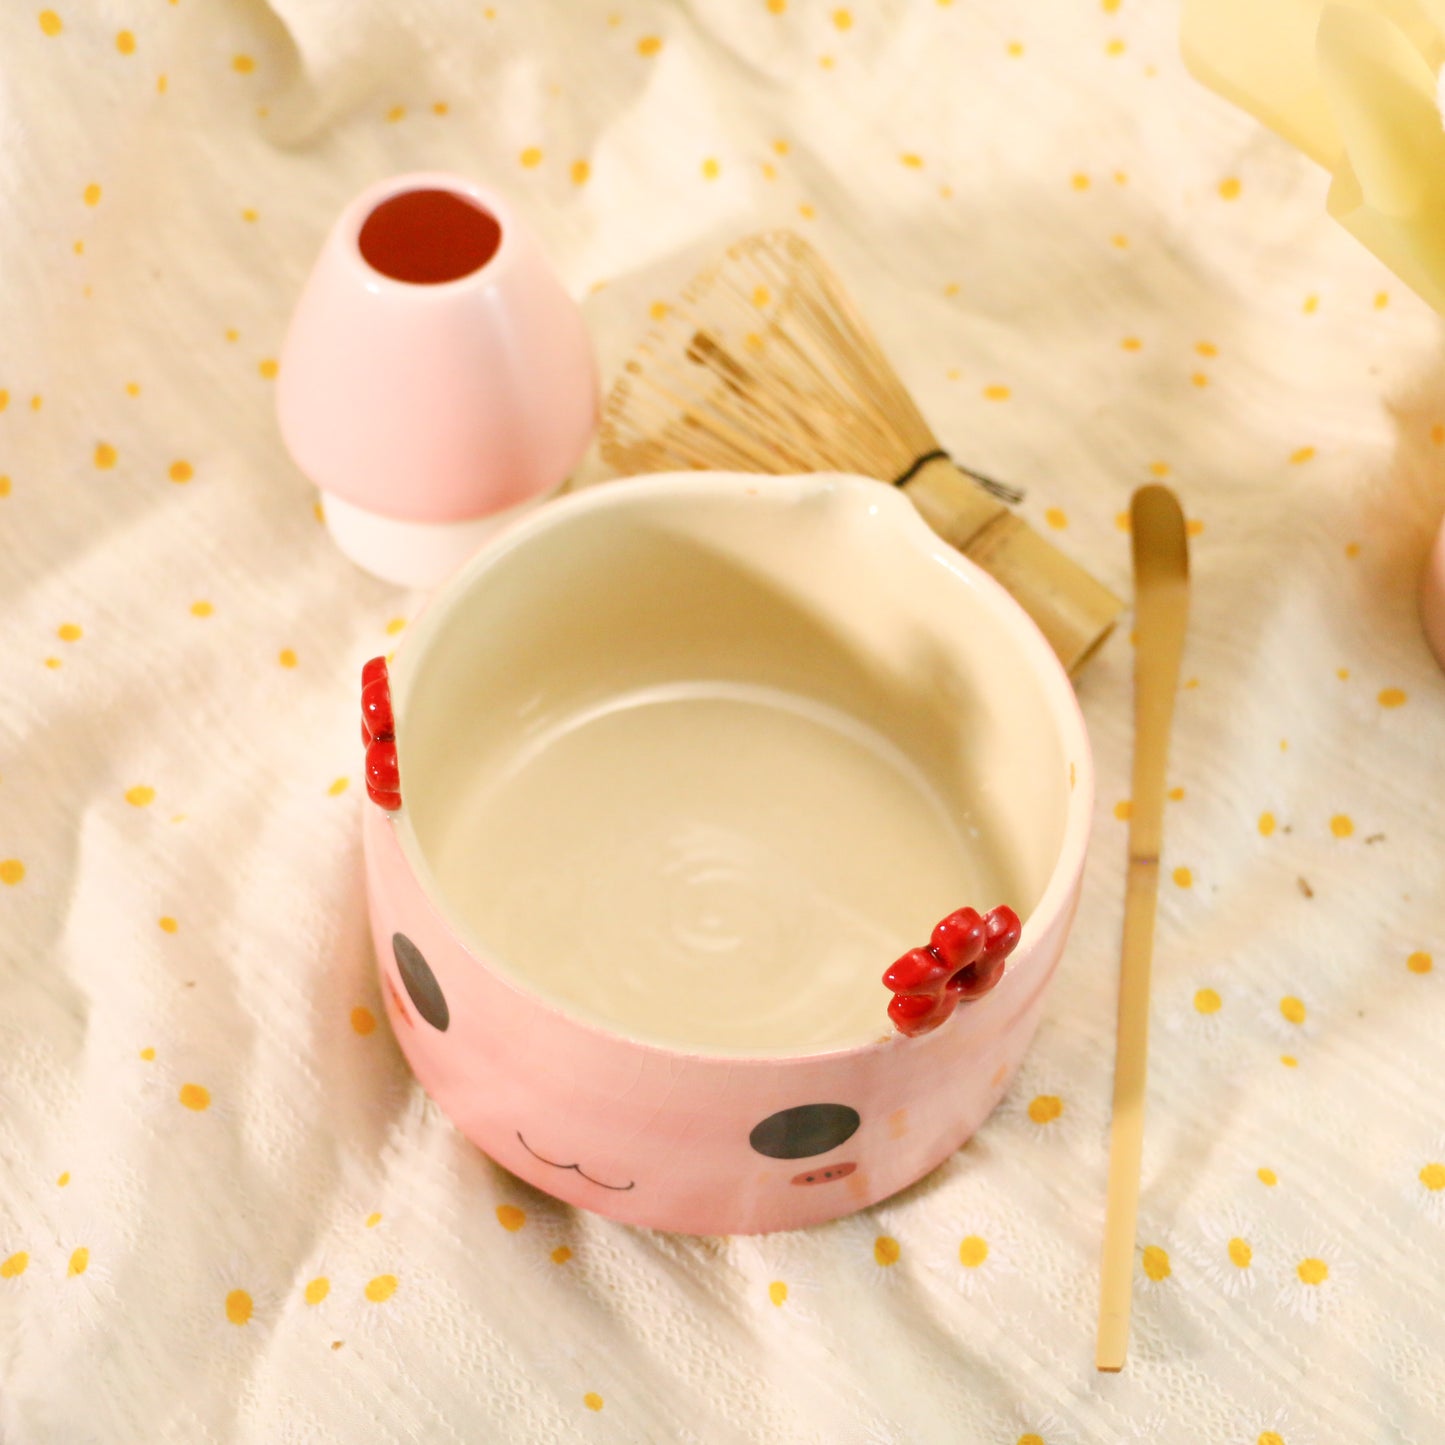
[382,470,1095,1062]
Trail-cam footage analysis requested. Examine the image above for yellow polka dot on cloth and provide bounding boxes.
[1280,996,1306,1025]
[178,1083,210,1111]
[328,777,349,797]
[83,183,101,207]
[637,34,661,55]
[1419,1163,1445,1191]
[832,8,853,29]
[958,1235,988,1268]
[1172,866,1193,888]
[139,1046,155,1061]
[496,1204,526,1232]
[701,157,721,180]
[1018,1435,1044,1445]
[1258,811,1276,837]
[551,1245,572,1264]
[258,359,278,379]
[583,1393,604,1412]
[57,623,82,643]
[1257,1167,1278,1186]
[278,649,298,669]
[1194,988,1221,1015]
[1028,1094,1062,1124]
[304,1276,330,1305]
[350,1006,376,1035]
[1407,952,1432,975]
[1105,37,1126,55]
[1044,508,1067,530]
[94,443,117,470]
[1114,800,1131,821]
[1112,234,1130,250]
[1006,40,1024,56]
[1190,371,1208,387]
[768,1279,787,1305]
[1330,814,1353,839]
[190,600,214,618]
[225,1289,253,1325]
[125,785,155,807]
[432,101,449,115]
[364,1274,397,1303]
[116,29,135,53]
[1218,177,1241,199]
[1289,446,1315,464]
[1186,518,1205,537]
[365,1212,382,1227]
[67,1247,89,1277]
[768,0,786,11]
[1149,461,1171,478]
[900,153,924,169]
[1374,291,1389,309]
[1071,173,1090,190]
[38,11,62,36]
[232,54,256,73]
[1227,1237,1252,1268]
[169,460,193,484]
[1280,1054,1299,1068]
[158,916,178,934]
[873,1235,900,1266]
[56,1171,69,1188]
[1297,1257,1328,1285]
[1259,1432,1285,1445]
[1142,1245,1171,1281]
[0,1252,28,1278]
[385,106,406,123]
[570,160,590,185]
[982,384,1010,401]
[1378,687,1406,708]
[1,859,24,887]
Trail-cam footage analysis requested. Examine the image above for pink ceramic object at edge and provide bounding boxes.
[361,473,1094,1235]
[1424,516,1445,672]
[277,171,596,587]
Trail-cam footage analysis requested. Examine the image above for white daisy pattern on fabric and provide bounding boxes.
[1274,1238,1352,1324]
[1186,1207,1262,1298]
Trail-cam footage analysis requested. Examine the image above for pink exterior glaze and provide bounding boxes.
[1423,515,1445,673]
[364,804,1083,1235]
[276,171,597,524]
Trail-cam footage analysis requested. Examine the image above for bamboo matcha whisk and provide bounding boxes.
[598,230,1122,674]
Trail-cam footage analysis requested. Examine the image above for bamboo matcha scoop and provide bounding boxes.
[1097,484,1190,1373]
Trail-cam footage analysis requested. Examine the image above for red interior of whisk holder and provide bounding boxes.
[358,188,502,285]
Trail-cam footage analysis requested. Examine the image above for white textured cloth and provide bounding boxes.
[3,2,1445,1442]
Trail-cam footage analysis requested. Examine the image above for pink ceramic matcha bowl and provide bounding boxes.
[361,473,1093,1234]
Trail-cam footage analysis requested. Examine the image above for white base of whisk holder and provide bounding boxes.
[322,488,555,590]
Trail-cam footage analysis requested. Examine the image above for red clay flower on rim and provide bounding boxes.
[361,656,401,811]
[883,905,1021,1037]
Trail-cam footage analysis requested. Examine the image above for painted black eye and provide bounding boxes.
[393,933,449,1031]
[749,1103,860,1159]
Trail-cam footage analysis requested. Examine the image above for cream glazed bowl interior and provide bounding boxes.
[361,472,1094,1235]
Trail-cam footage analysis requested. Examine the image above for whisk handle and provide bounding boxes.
[902,457,1124,675]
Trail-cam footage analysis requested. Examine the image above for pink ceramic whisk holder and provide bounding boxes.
[360,472,1094,1235]
[277,172,597,588]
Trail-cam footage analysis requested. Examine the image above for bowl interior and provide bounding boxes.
[394,475,1087,1056]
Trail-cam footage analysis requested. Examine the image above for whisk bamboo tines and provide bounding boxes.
[598,231,1123,675]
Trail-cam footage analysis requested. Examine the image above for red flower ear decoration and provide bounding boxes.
[882,905,1021,1038]
[361,657,401,811]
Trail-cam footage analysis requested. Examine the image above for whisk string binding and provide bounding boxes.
[892,450,1024,506]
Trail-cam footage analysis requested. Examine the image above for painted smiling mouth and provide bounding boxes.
[516,1132,636,1192]
[791,1161,856,1186]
